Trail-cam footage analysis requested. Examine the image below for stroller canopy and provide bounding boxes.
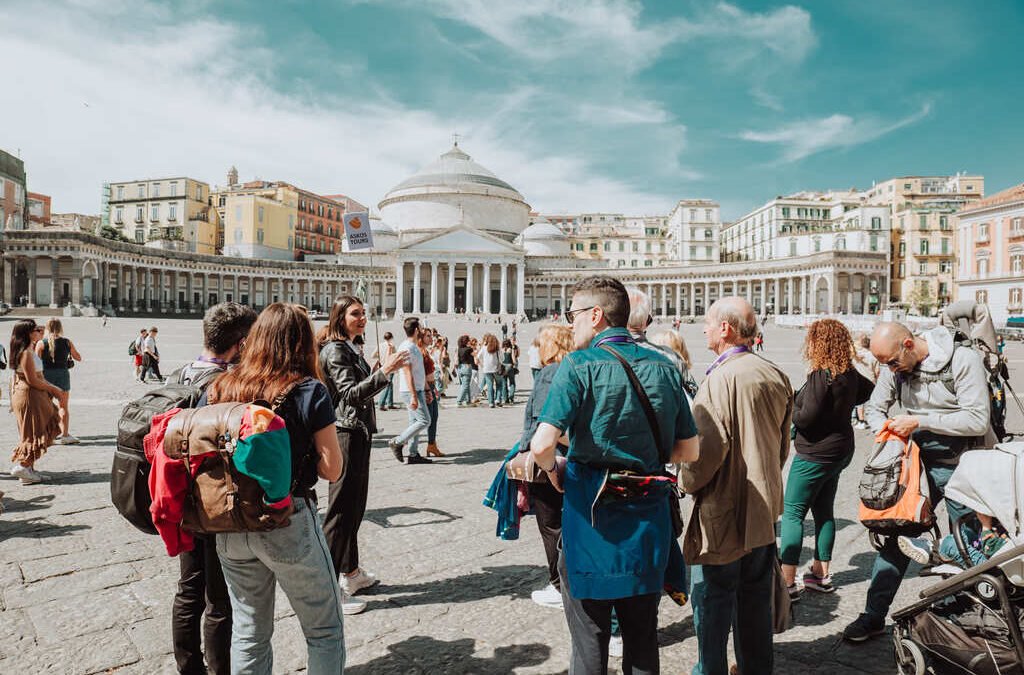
[945,442,1024,546]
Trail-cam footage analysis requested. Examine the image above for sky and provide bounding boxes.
[2,0,1023,220]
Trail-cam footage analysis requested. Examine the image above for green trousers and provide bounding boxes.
[779,453,853,566]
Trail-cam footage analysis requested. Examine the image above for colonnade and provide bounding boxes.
[395,259,526,315]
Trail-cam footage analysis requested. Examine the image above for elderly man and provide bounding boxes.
[681,297,792,675]
[531,275,699,675]
[842,321,990,643]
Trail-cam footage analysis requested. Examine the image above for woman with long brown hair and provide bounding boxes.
[203,303,346,672]
[318,295,407,615]
[476,332,501,408]
[8,319,64,484]
[781,318,874,599]
[37,318,82,444]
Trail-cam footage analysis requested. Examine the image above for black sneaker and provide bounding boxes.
[842,614,885,643]
[406,454,432,465]
[388,439,405,463]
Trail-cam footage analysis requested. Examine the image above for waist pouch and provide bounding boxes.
[592,469,683,536]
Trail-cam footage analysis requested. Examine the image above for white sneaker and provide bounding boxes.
[340,568,379,595]
[10,464,29,479]
[19,468,46,485]
[530,583,563,608]
[340,591,367,615]
[54,435,80,445]
[608,635,623,658]
[898,536,934,565]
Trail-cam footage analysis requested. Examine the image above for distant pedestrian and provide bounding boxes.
[8,320,64,485]
[477,333,501,408]
[133,328,147,380]
[682,297,792,675]
[754,331,765,352]
[456,335,475,407]
[419,329,444,457]
[388,317,432,464]
[500,338,517,404]
[376,332,398,411]
[141,326,164,383]
[37,319,82,445]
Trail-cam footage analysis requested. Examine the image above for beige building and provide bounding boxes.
[864,174,984,313]
[105,177,218,255]
[212,180,298,261]
[553,212,673,269]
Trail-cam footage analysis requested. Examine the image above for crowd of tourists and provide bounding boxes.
[3,269,1009,674]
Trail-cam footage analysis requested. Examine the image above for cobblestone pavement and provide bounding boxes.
[1,315,1022,674]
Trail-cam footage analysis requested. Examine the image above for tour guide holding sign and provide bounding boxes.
[343,211,374,251]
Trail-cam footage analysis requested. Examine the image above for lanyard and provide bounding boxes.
[706,344,750,375]
[196,355,231,367]
[594,334,634,348]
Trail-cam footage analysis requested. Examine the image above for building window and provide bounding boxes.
[920,240,929,255]
[899,262,906,277]
[1013,255,1023,275]
[789,239,797,256]
[705,246,712,258]
[234,229,243,243]
[258,206,264,223]
[978,223,990,242]
[813,237,821,253]
[138,184,145,197]
[1012,218,1023,234]
[150,204,159,221]
[836,236,846,251]
[644,260,652,267]
[904,183,912,190]
[170,182,177,197]
[871,216,881,230]
[589,243,598,252]
[689,246,696,258]
[618,241,624,252]
[617,259,625,267]
[135,229,145,243]
[116,186,124,200]
[939,215,948,230]
[978,259,989,275]
[136,205,144,222]
[289,214,294,229]
[630,259,638,267]
[869,234,879,252]
[919,215,928,230]
[1010,287,1023,309]
[603,242,610,252]
[632,242,639,252]
[939,261,952,273]
[941,238,949,254]
[689,209,696,219]
[195,185,202,201]
[918,262,928,275]
[705,209,712,221]
[114,206,123,224]
[781,207,790,218]
[645,242,651,253]
[234,206,242,223]
[976,290,988,304]
[899,241,906,256]
[257,229,264,244]
[168,203,177,220]
[152,183,160,197]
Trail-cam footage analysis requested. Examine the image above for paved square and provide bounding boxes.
[1,315,1021,674]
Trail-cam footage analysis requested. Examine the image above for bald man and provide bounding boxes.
[681,297,792,675]
[843,320,991,643]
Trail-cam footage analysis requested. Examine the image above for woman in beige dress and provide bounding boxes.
[8,319,64,485]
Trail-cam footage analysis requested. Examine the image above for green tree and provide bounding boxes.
[99,225,131,243]
[909,281,937,316]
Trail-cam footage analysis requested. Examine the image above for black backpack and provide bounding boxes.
[111,366,223,534]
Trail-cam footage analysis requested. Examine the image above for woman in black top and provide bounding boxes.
[455,335,475,406]
[518,324,573,608]
[36,318,82,444]
[318,296,408,614]
[781,319,874,598]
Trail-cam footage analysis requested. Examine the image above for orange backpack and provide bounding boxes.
[858,424,935,541]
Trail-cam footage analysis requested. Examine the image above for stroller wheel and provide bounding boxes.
[895,638,927,675]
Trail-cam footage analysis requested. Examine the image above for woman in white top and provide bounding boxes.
[475,333,502,408]
[8,319,64,485]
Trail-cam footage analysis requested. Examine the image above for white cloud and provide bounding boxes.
[0,1,679,215]
[738,102,934,163]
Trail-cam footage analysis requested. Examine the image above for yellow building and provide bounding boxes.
[105,177,218,255]
[215,183,298,261]
[864,175,983,313]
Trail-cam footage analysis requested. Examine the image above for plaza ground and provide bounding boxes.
[1,315,1022,674]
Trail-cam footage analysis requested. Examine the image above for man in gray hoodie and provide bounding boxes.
[843,321,991,643]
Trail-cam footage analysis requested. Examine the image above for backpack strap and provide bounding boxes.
[598,344,668,465]
[271,376,311,412]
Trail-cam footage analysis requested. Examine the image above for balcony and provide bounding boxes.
[1010,228,1024,240]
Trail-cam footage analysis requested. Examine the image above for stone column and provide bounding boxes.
[788,277,795,315]
[465,262,474,313]
[71,275,82,306]
[675,284,681,317]
[447,262,456,314]
[499,263,508,315]
[26,259,37,307]
[661,283,669,317]
[429,261,439,314]
[560,283,567,314]
[50,262,60,308]
[394,261,404,315]
[482,263,491,314]
[846,277,854,315]
[516,263,525,316]
[412,261,422,314]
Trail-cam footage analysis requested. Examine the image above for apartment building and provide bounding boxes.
[954,182,1024,325]
[0,149,26,231]
[865,174,983,312]
[104,177,218,255]
[560,212,673,269]
[667,199,721,264]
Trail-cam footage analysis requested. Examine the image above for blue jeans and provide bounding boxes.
[427,391,440,444]
[457,365,473,404]
[482,372,499,405]
[690,544,775,675]
[395,390,430,457]
[216,498,345,675]
[379,375,394,409]
[863,461,971,620]
[505,374,516,403]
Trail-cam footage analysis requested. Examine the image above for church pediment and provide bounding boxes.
[398,225,522,255]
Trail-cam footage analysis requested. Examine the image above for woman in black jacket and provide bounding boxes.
[319,295,408,615]
[781,319,874,599]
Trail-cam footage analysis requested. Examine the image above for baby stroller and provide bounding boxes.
[892,442,1024,674]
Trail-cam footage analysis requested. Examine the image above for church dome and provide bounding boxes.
[518,218,571,257]
[378,143,531,241]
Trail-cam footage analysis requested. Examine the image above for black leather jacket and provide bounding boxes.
[319,339,389,438]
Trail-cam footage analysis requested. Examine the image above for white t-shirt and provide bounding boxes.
[528,344,542,370]
[477,347,500,374]
[144,335,158,356]
[398,339,426,393]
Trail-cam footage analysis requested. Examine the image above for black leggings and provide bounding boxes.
[322,429,372,576]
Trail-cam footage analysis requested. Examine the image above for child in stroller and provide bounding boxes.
[891,442,1024,675]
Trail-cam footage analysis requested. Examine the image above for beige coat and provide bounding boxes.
[680,351,792,565]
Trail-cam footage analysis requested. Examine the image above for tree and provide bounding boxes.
[99,225,131,243]
[908,281,937,316]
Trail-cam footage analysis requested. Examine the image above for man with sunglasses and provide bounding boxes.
[530,275,699,673]
[843,321,991,643]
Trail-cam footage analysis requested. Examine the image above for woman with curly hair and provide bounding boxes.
[781,318,874,599]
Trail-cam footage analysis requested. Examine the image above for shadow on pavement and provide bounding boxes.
[362,564,544,608]
[0,492,55,514]
[346,636,555,674]
[0,517,91,542]
[42,470,112,485]
[363,505,460,529]
[776,629,897,674]
[444,447,510,466]
[830,550,878,587]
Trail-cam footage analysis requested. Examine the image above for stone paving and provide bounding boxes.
[0,315,1022,674]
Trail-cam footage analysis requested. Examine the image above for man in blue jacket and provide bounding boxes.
[531,275,699,674]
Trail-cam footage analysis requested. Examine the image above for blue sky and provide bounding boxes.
[2,0,1022,219]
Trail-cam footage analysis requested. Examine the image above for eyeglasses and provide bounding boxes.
[884,344,905,369]
[565,306,595,324]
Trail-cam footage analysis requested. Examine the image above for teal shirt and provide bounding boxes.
[537,327,698,599]
[538,327,697,470]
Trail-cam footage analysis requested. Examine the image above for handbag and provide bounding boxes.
[771,554,794,633]
[597,344,684,538]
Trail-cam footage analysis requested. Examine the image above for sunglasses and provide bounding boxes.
[884,344,906,369]
[565,306,595,324]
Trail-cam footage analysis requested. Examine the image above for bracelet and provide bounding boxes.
[540,461,557,473]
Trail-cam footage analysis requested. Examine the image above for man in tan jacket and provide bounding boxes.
[680,297,792,675]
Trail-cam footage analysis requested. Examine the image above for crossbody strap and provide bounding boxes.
[598,344,668,465]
